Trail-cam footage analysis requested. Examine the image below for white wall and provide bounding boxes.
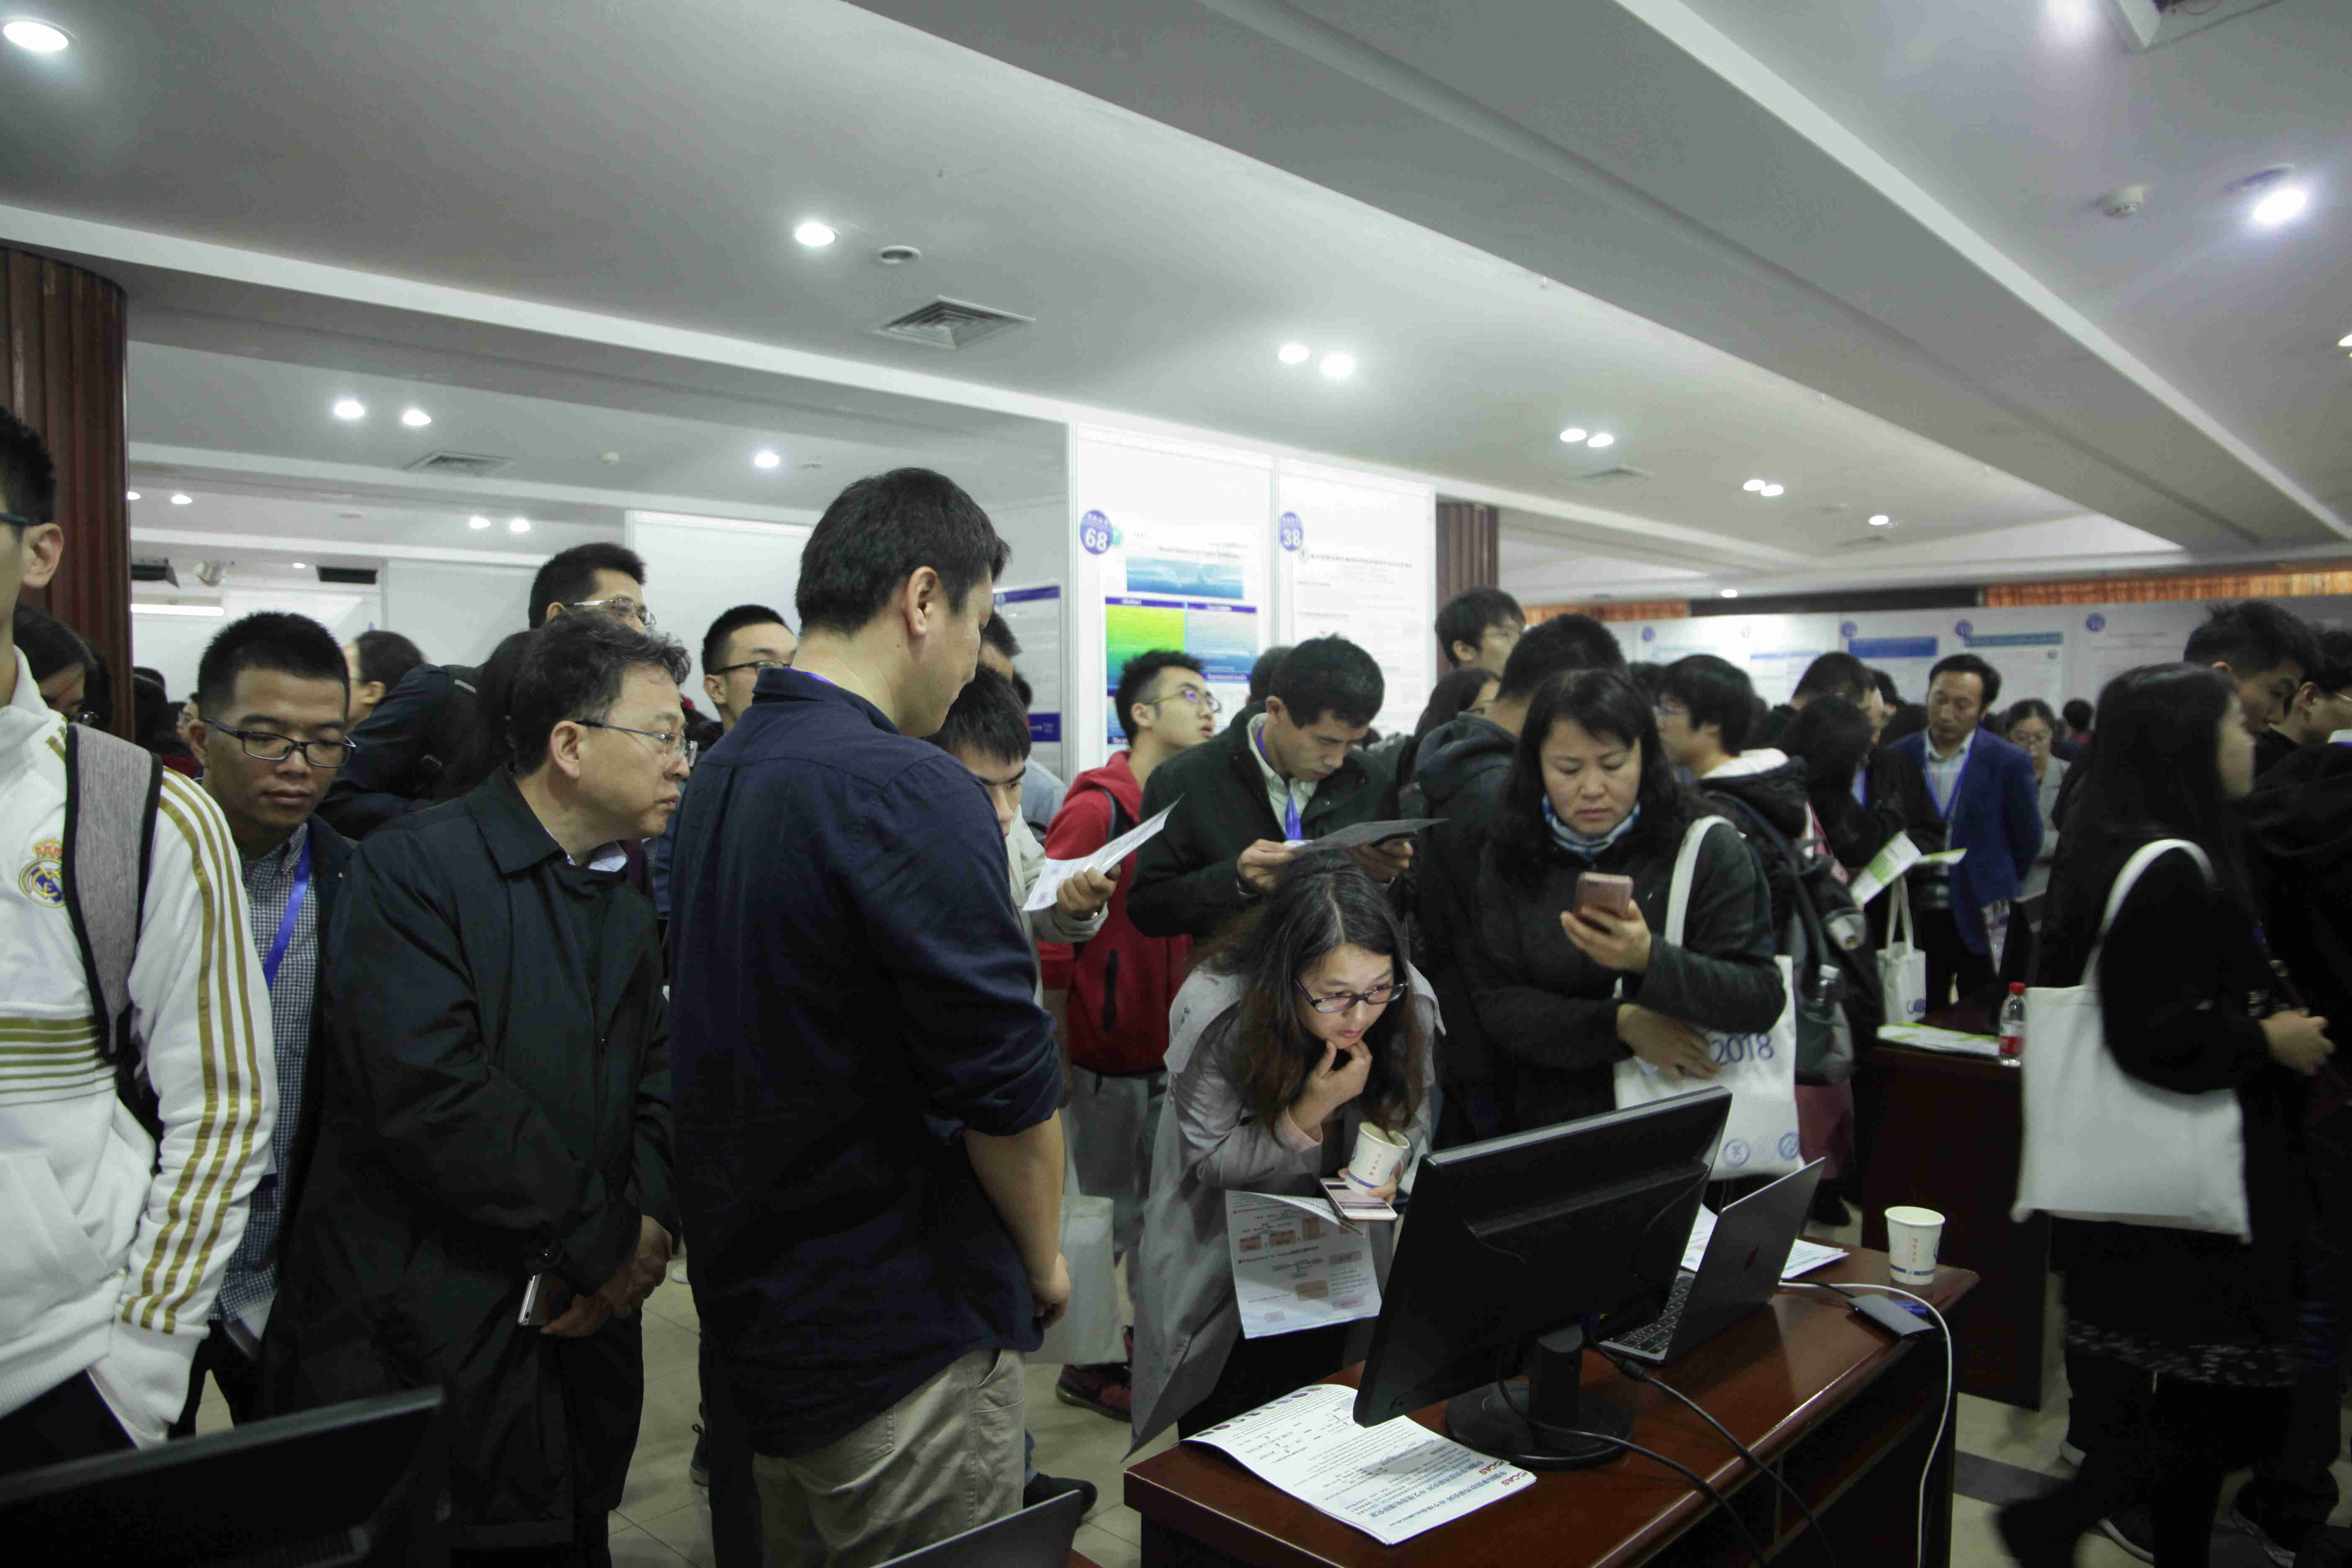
[1600,596,2352,711]
[132,586,380,699]
[380,560,536,668]
[625,512,814,690]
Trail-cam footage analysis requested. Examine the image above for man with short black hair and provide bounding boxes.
[2184,600,2320,739]
[1225,643,1292,734]
[341,628,424,728]
[0,405,273,1470]
[1888,652,2040,1008]
[1436,587,1524,675]
[646,605,800,924]
[977,612,1066,843]
[1413,612,1625,1145]
[1130,634,1403,940]
[2259,628,2352,776]
[1759,651,1871,748]
[176,613,358,1430]
[266,612,684,1563]
[668,469,1071,1564]
[321,542,652,838]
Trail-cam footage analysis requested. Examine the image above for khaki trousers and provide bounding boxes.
[753,1348,1024,1568]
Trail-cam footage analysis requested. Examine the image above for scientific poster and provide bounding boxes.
[1275,465,1435,743]
[994,583,1065,778]
[1106,597,1259,745]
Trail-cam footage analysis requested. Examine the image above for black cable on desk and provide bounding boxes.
[1492,1372,1770,1568]
[1596,1344,1837,1568]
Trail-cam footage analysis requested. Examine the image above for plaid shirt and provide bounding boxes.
[213,821,318,1329]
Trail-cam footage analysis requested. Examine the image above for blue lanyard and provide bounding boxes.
[1253,724,1304,838]
[1929,733,1973,822]
[262,835,314,993]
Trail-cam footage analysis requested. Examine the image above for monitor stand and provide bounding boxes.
[1444,1323,1631,1471]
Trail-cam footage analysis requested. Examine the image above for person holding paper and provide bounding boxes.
[1888,654,2041,1010]
[1130,635,1405,941]
[1998,664,2330,1568]
[1038,651,1217,1421]
[1464,669,1782,1134]
[1130,858,1436,1445]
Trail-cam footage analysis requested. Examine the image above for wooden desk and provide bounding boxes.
[1854,1037,2048,1408]
[1126,1250,1974,1568]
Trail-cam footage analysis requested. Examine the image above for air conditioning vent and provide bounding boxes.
[132,557,179,586]
[316,565,378,585]
[871,298,1033,351]
[404,451,512,477]
[1573,466,1652,486]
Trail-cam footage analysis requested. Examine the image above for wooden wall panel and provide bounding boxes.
[3,249,129,737]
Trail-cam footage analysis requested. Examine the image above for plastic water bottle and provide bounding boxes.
[1999,983,2027,1059]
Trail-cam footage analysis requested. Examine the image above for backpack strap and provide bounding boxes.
[61,726,165,1139]
[1093,784,1135,844]
[2084,839,2210,979]
[1664,815,1739,946]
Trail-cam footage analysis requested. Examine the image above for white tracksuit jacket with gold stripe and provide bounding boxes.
[0,649,273,1446]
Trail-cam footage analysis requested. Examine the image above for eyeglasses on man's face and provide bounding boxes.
[568,597,654,633]
[1295,977,1404,1014]
[1148,684,1222,717]
[203,721,357,770]
[712,658,790,678]
[575,718,696,767]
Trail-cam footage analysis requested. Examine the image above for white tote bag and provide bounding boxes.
[1614,817,1803,1179]
[1034,1154,1127,1366]
[2010,839,2251,1239]
[1879,879,1930,1026]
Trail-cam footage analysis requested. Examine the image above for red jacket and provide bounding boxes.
[1038,751,1191,1074]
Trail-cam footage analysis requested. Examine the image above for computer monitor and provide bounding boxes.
[0,1387,448,1565]
[1354,1086,1730,1470]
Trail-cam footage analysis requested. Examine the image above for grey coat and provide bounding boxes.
[1128,966,1439,1447]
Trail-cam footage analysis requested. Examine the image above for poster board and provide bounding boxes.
[1274,462,1437,742]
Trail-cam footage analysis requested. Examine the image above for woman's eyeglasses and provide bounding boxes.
[1295,978,1403,1014]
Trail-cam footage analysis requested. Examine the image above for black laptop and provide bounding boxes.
[1600,1160,1825,1366]
[877,1489,1088,1568]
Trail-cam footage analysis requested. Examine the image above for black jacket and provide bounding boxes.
[1129,716,1392,940]
[1464,808,1781,1133]
[318,662,481,839]
[1405,716,1518,1140]
[265,772,674,1549]
[2245,742,2352,1032]
[271,816,352,1250]
[2040,845,2306,1371]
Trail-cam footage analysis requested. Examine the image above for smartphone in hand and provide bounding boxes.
[1572,872,1635,918]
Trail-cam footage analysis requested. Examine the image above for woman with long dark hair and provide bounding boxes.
[1466,669,1781,1133]
[1997,664,2332,1568]
[1391,665,1500,811]
[1129,856,1435,1444]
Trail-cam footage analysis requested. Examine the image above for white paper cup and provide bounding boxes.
[1346,1123,1409,1190]
[1884,1205,1945,1287]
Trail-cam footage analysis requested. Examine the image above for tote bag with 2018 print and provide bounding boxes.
[2010,839,2251,1240]
[1879,878,1930,1026]
[1613,816,1803,1179]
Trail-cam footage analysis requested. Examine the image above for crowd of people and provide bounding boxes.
[5,392,2352,1567]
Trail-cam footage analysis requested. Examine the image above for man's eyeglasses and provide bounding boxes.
[1149,684,1222,717]
[1295,978,1404,1014]
[712,658,791,677]
[204,721,357,770]
[576,719,696,766]
[0,509,44,531]
[567,598,655,632]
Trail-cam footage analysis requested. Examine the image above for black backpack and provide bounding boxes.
[1712,796,1881,1086]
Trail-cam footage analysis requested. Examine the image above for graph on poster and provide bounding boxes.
[1106,596,1259,744]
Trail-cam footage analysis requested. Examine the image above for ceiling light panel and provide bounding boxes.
[2251,186,2308,226]
[794,220,838,248]
[1585,432,1614,449]
[1558,427,1588,444]
[1278,342,1311,366]
[508,517,531,534]
[400,407,432,428]
[468,515,490,530]
[753,449,782,469]
[332,397,365,420]
[3,20,70,52]
[1318,352,1356,380]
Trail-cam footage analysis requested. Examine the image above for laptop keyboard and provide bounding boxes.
[1607,1273,1695,1359]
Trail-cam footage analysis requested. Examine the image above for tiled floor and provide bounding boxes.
[196,1221,2352,1566]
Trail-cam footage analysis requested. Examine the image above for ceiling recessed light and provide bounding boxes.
[1869,513,1891,527]
[1742,479,1765,493]
[2339,333,2352,348]
[507,517,531,534]
[2251,186,2309,227]
[753,449,782,469]
[1319,352,1357,380]
[1720,589,1741,599]
[468,515,490,530]
[875,245,921,266]
[793,220,838,248]
[400,407,432,428]
[291,561,306,570]
[1278,342,1312,366]
[3,19,70,52]
[170,493,192,505]
[1558,427,1588,444]
[332,397,366,420]
[125,490,140,501]
[1586,432,1615,449]
[1760,483,1785,497]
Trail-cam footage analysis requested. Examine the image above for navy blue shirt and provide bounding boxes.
[667,668,1061,1456]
